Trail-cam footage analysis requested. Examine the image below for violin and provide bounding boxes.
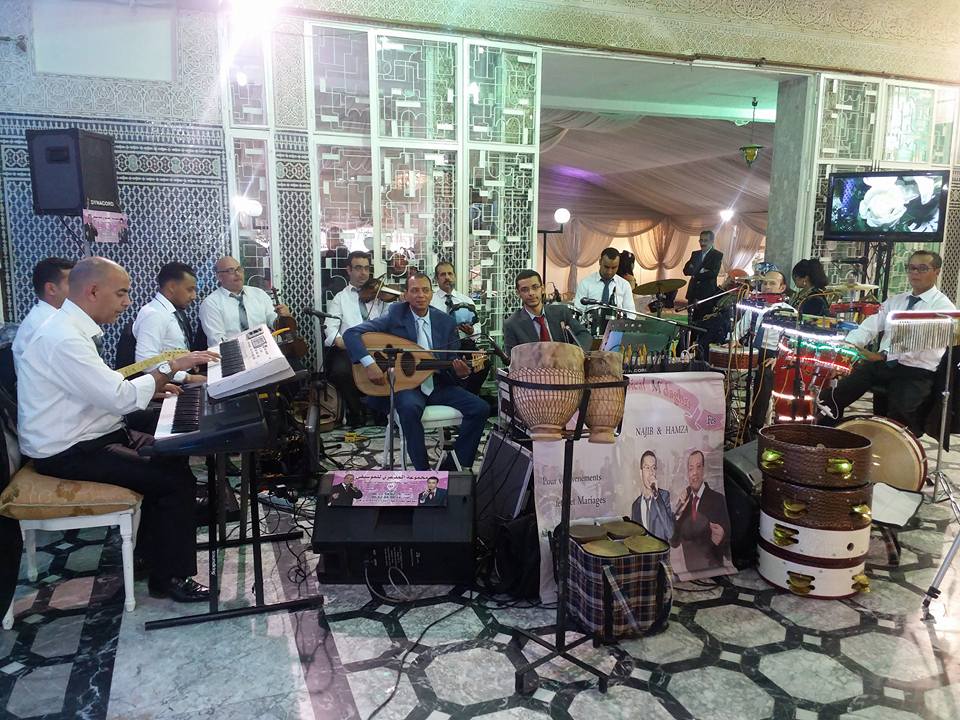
[359,274,403,304]
[269,287,309,359]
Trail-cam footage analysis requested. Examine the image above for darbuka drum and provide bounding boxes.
[583,350,625,444]
[836,416,927,492]
[509,341,584,442]
[709,344,751,370]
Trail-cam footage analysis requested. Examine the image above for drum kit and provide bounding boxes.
[570,278,689,338]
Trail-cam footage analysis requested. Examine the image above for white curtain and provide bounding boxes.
[630,221,688,280]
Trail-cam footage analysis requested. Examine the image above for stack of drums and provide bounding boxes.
[756,424,874,598]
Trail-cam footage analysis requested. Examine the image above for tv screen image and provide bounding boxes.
[825,170,950,241]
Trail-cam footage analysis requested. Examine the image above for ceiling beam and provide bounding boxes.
[540,95,776,123]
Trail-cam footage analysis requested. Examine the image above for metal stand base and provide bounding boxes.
[513,627,609,694]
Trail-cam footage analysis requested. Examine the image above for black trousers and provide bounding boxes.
[33,429,197,581]
[327,347,365,422]
[821,360,935,437]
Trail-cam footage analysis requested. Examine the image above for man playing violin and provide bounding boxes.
[323,251,387,427]
[430,261,488,395]
[344,273,489,471]
[199,256,291,345]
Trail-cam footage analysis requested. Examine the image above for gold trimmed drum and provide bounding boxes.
[758,544,869,599]
[761,474,873,530]
[759,511,871,560]
[583,350,625,444]
[509,341,585,441]
[837,415,927,492]
[757,424,872,488]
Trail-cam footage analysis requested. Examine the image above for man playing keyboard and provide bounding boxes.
[17,257,219,603]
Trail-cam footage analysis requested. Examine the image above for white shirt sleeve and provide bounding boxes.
[845,303,887,348]
[56,335,155,415]
[573,278,588,308]
[324,291,343,347]
[199,294,228,346]
[134,309,166,362]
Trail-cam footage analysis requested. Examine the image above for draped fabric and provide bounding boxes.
[537,111,772,292]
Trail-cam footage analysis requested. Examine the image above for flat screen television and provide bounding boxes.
[824,170,950,242]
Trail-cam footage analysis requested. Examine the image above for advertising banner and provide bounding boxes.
[327,470,449,507]
[532,372,735,601]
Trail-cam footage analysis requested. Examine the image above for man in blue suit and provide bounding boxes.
[630,450,674,541]
[344,272,489,471]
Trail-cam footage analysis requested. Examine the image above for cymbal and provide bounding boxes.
[827,283,879,292]
[633,278,686,296]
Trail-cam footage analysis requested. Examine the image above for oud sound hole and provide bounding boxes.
[400,351,417,376]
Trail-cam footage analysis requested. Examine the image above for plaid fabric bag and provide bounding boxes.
[566,533,673,642]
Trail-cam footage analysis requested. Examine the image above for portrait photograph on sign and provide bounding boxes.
[327,470,449,508]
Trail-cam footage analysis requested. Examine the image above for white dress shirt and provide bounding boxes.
[133,293,190,382]
[734,305,785,353]
[323,285,386,347]
[846,285,955,372]
[12,300,58,369]
[199,286,277,345]
[430,288,480,338]
[17,300,156,458]
[573,272,636,314]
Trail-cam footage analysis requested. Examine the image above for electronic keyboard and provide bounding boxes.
[205,325,295,399]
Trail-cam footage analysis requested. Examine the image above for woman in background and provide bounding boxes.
[618,250,637,290]
[791,258,831,317]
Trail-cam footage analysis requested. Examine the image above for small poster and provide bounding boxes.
[327,470,449,507]
[82,209,130,244]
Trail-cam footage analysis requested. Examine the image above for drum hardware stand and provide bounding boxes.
[501,375,628,695]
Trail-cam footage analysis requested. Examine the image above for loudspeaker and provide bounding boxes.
[312,472,475,585]
[723,440,761,570]
[26,129,120,216]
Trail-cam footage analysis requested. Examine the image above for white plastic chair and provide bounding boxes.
[388,404,464,470]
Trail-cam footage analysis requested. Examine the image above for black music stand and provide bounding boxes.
[501,375,628,694]
[146,381,324,631]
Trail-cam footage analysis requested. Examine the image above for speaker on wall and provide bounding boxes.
[26,129,121,216]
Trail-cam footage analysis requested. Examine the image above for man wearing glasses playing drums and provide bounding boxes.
[818,250,955,436]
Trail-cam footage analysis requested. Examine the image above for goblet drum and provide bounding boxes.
[583,350,625,444]
[509,341,585,441]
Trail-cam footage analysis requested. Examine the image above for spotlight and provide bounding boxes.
[720,209,735,222]
[554,208,571,225]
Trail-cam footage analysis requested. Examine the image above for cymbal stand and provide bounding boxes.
[929,338,957,506]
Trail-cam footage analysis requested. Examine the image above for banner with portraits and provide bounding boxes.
[532,371,735,602]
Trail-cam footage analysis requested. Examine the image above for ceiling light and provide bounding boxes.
[554,208,571,225]
[739,97,764,167]
[720,209,734,222]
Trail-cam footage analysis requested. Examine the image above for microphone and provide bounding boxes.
[580,298,602,306]
[304,308,339,321]
[482,335,510,365]
[560,320,579,346]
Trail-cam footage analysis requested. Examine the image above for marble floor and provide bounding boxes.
[3,420,960,720]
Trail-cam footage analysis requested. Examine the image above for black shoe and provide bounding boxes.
[148,577,211,603]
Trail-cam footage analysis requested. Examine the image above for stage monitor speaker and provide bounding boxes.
[475,430,533,545]
[723,440,761,570]
[26,129,120,216]
[312,472,475,585]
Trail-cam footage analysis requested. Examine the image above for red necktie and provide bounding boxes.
[692,494,699,520]
[535,315,549,341]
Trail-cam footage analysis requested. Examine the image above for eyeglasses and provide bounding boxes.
[216,266,243,275]
[906,264,935,273]
[350,264,370,271]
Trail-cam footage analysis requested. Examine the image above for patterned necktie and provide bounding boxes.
[601,279,612,304]
[445,293,454,312]
[416,316,434,396]
[230,292,249,331]
[92,333,106,360]
[174,309,192,345]
[534,315,549,342]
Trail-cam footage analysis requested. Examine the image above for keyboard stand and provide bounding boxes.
[146,397,323,631]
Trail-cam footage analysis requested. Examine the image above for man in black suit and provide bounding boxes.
[630,450,675,541]
[683,230,724,322]
[670,450,731,574]
[417,476,448,506]
[344,273,489,471]
[329,473,364,506]
[502,270,592,358]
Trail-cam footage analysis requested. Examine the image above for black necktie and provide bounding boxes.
[601,279,612,304]
[906,295,922,310]
[174,309,192,345]
[92,333,106,360]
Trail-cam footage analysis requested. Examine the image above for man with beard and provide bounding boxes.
[430,261,488,394]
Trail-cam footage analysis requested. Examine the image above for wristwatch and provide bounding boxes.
[157,361,174,377]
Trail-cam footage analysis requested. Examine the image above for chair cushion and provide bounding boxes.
[0,463,141,520]
[420,405,464,423]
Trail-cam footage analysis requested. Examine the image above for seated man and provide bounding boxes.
[503,270,591,358]
[430,261,488,394]
[199,256,291,345]
[819,250,955,436]
[133,262,205,384]
[344,273,489,471]
[12,257,74,369]
[17,257,219,602]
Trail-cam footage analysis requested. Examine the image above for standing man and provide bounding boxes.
[819,250,955,436]
[574,248,636,333]
[199,256,291,345]
[12,257,74,368]
[133,262,205,384]
[630,451,675,541]
[670,450,731,574]
[430,261,487,394]
[329,473,364,506]
[418,476,448,506]
[323,251,387,427]
[503,270,592,358]
[344,273,489,471]
[17,257,219,602]
[684,231,724,322]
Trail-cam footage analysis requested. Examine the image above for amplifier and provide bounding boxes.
[311,472,475,585]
